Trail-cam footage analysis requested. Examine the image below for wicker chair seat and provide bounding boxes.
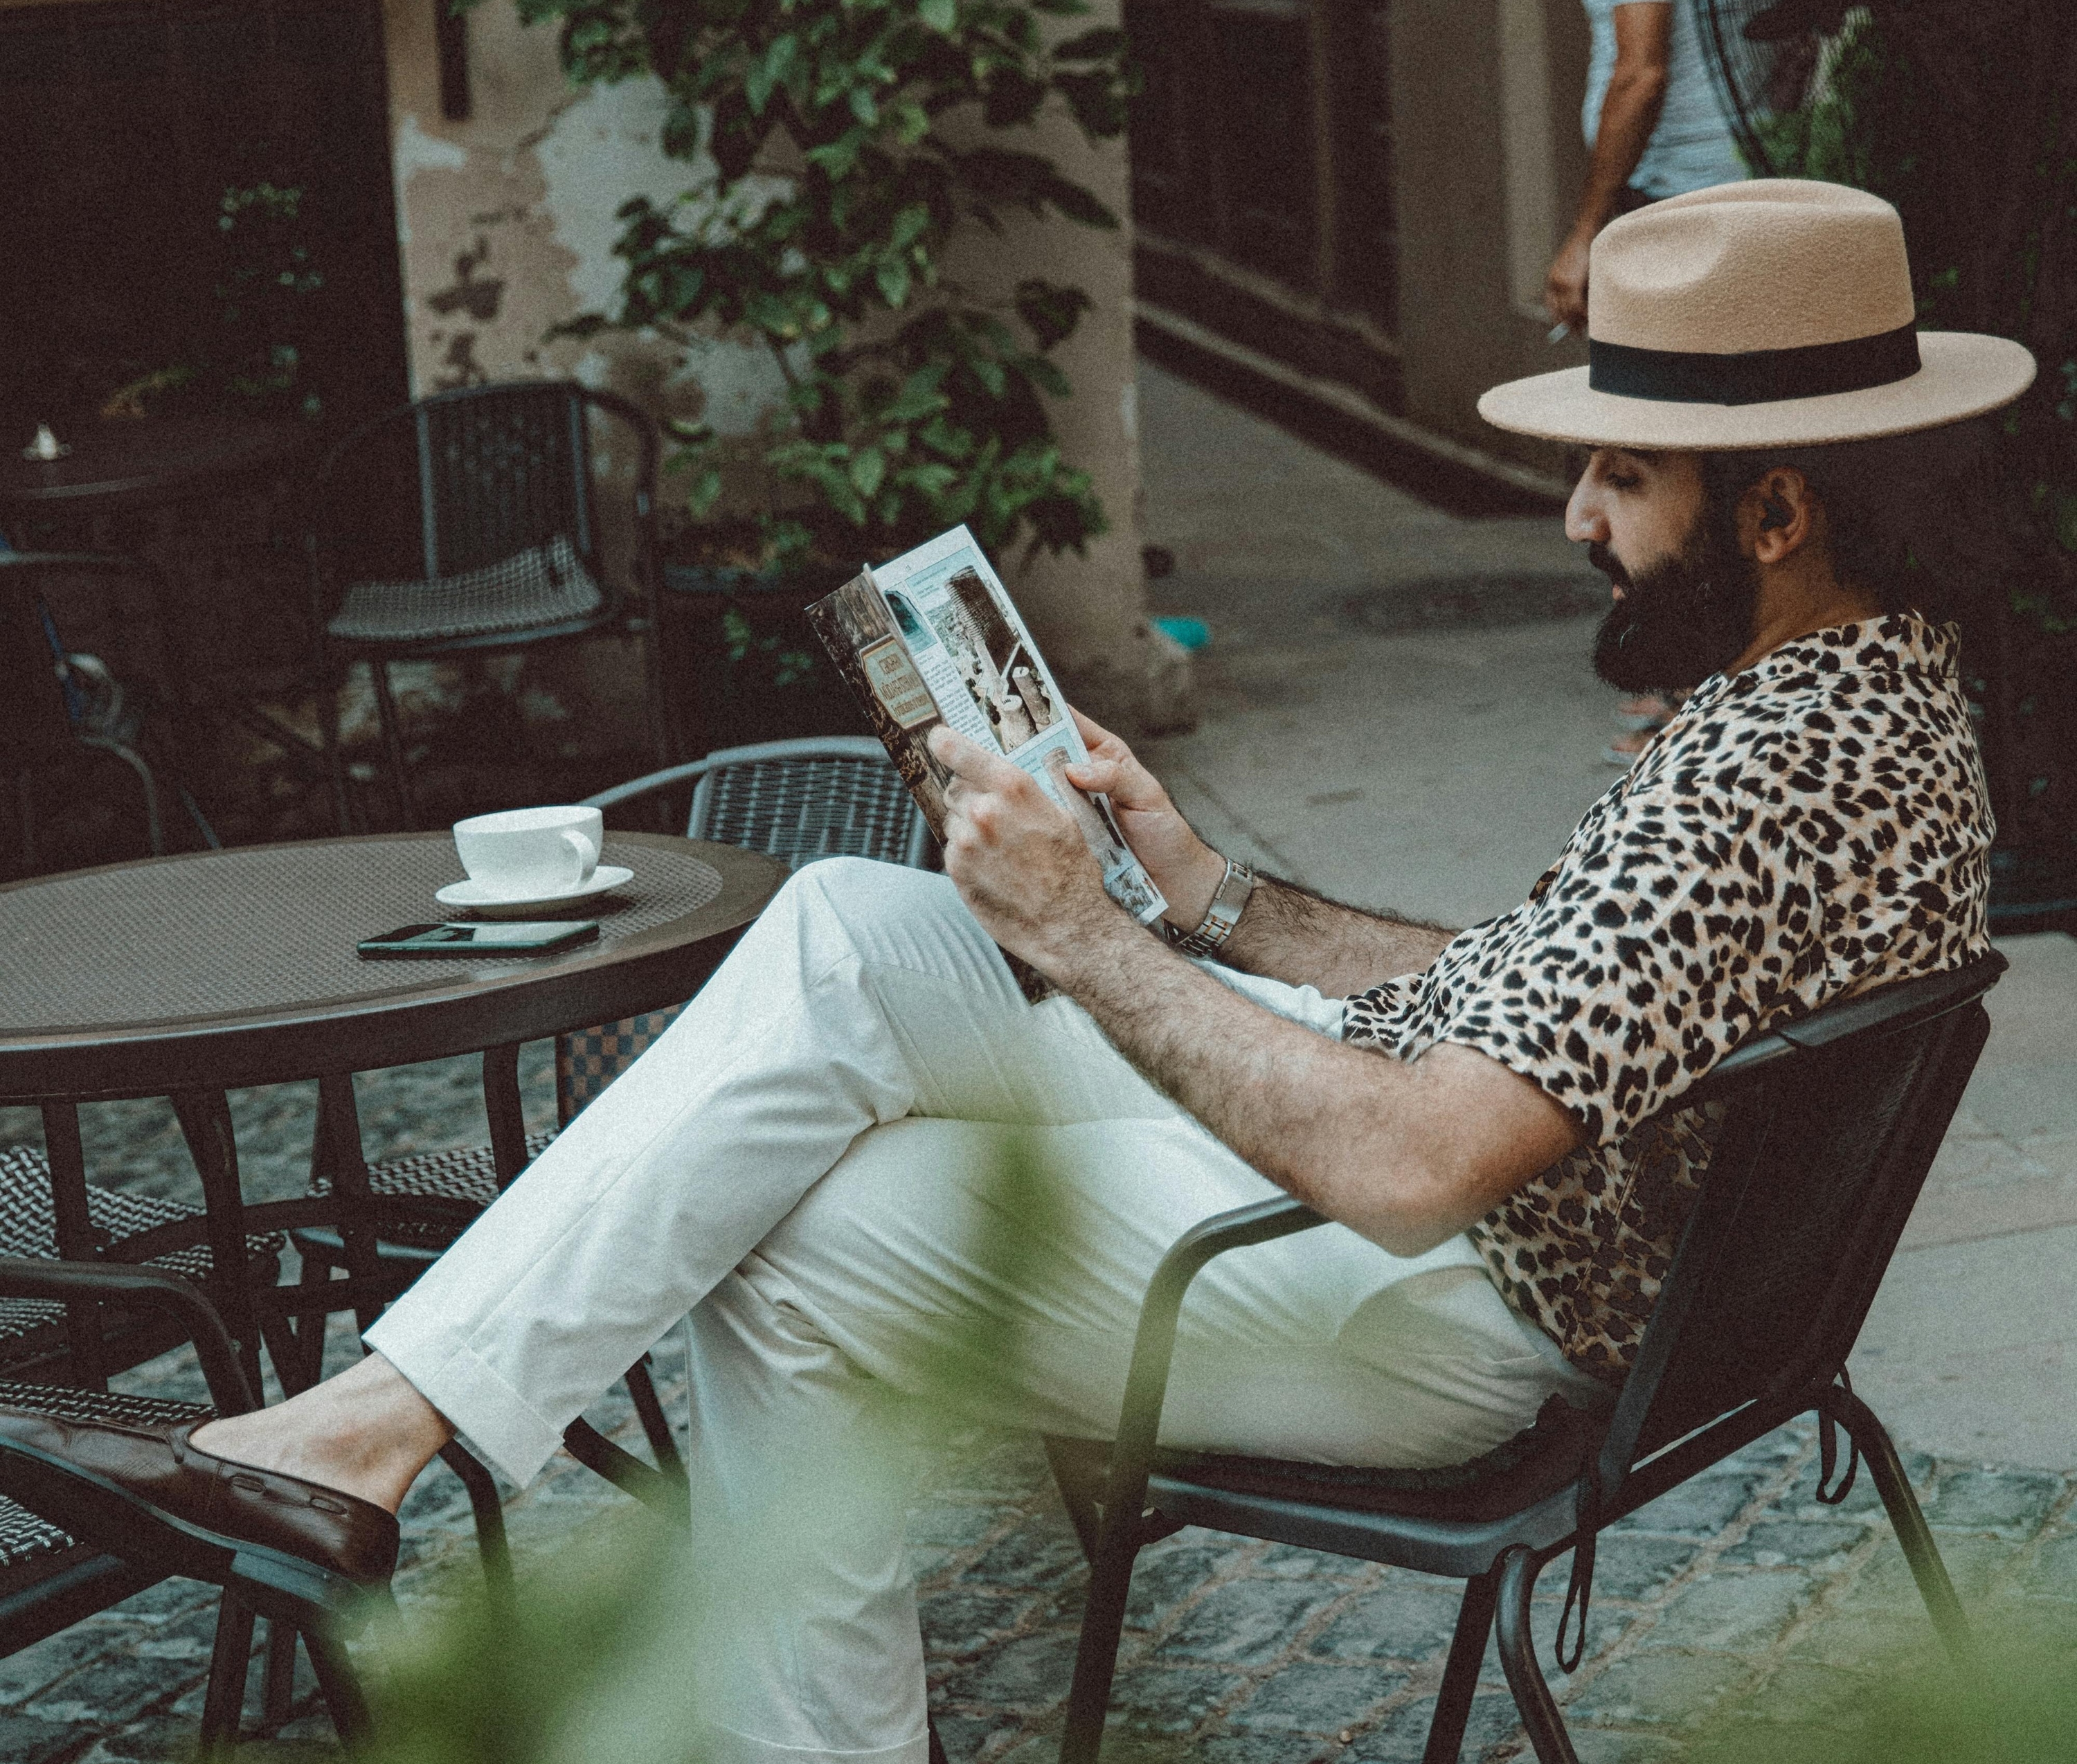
[326,534,603,646]
[307,1131,555,1251]
[0,1147,284,1360]
[0,1381,213,1578]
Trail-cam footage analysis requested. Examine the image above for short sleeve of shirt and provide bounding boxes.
[1337,615,1990,1382]
[1398,773,1827,1148]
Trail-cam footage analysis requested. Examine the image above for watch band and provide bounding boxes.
[1171,857,1257,958]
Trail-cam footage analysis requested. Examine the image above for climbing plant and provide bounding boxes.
[95,179,327,420]
[506,0,1137,563]
[212,181,327,415]
[1765,0,2077,907]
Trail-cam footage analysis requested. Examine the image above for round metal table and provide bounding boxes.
[0,831,789,1385]
[0,417,314,518]
[1,417,323,812]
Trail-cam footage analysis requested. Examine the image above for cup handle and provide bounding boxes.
[562,829,601,885]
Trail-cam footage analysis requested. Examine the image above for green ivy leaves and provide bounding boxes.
[523,0,1134,558]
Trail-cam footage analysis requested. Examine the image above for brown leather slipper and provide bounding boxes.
[0,1407,398,1611]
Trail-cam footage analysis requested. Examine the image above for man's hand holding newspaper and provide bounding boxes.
[805,525,1172,936]
[1054,708,1228,939]
[927,723,1116,972]
[930,707,1230,978]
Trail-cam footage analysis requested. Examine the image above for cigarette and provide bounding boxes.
[1547,323,1572,345]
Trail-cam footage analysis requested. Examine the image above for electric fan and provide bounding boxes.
[1699,0,2077,931]
[1696,0,1853,178]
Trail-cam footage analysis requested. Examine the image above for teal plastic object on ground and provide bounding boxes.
[1151,614,1210,651]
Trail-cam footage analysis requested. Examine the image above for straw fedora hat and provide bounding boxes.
[1479,179,2035,450]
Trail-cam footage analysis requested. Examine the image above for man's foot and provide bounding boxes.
[1602,726,1659,768]
[1614,692,1675,732]
[0,1408,400,1587]
[1605,688,1693,766]
[188,1351,452,1515]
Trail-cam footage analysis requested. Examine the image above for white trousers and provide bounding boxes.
[366,858,1590,1764]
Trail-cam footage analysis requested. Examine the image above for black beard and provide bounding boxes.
[1589,514,1759,694]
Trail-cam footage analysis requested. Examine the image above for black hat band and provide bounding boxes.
[1588,322,1922,406]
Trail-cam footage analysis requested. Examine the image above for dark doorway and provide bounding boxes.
[0,0,409,434]
[1125,0,1402,412]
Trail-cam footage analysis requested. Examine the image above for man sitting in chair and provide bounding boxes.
[0,182,2033,1763]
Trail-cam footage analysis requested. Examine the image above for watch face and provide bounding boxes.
[1214,862,1255,911]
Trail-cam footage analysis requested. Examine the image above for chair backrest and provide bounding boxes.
[554,737,930,1122]
[0,561,87,764]
[686,737,933,870]
[1599,952,2005,1491]
[307,381,656,597]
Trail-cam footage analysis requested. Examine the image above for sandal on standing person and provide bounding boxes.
[1603,688,1689,766]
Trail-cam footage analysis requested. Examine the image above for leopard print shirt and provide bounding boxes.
[1340,613,1992,1386]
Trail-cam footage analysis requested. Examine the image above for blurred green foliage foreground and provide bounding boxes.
[1687,1628,2077,1764]
[356,1508,2077,1764]
[360,1515,704,1764]
[362,1131,1077,1764]
[348,1131,2077,1763]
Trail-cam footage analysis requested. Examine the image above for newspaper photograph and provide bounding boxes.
[807,526,1168,927]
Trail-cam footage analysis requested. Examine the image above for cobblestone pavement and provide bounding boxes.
[3,1064,2071,1763]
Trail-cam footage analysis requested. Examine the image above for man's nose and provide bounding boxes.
[1565,476,1608,545]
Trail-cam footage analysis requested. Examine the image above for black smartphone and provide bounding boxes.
[357,921,601,960]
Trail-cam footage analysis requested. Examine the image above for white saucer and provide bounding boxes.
[435,865,634,919]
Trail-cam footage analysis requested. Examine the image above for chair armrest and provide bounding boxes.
[582,759,713,815]
[581,386,661,502]
[1102,1196,1327,1511]
[0,1258,258,1418]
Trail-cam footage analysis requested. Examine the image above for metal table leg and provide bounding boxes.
[314,1074,388,1340]
[172,1091,264,1399]
[483,1042,528,1188]
[38,1101,106,1390]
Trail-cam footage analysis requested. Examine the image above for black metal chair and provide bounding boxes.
[0,1136,505,1747]
[303,381,672,831]
[0,1092,298,1729]
[0,1261,951,1760]
[584,734,933,873]
[1045,952,2007,1764]
[0,552,219,873]
[0,1142,282,1390]
[283,737,931,1488]
[0,1259,378,1752]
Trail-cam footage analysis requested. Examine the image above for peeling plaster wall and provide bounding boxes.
[380,0,785,426]
[378,0,1161,727]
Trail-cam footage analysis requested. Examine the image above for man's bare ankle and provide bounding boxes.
[189,1353,452,1513]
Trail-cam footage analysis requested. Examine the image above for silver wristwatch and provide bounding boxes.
[1171,856,1257,959]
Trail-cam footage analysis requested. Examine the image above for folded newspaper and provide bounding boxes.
[807,526,1169,926]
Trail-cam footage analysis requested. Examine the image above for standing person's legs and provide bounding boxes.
[361,856,1258,1483]
[676,1112,1587,1764]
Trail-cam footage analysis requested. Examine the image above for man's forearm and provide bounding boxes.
[1057,916,1421,1238]
[1044,916,1577,1259]
[1576,66,1667,228]
[1219,874,1457,997]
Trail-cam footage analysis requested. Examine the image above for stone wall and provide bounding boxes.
[1387,0,1592,483]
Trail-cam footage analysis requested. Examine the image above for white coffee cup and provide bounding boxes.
[453,805,604,898]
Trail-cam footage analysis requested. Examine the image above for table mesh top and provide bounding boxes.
[0,838,723,1034]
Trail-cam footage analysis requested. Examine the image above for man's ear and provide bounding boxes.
[1741,467,1817,565]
